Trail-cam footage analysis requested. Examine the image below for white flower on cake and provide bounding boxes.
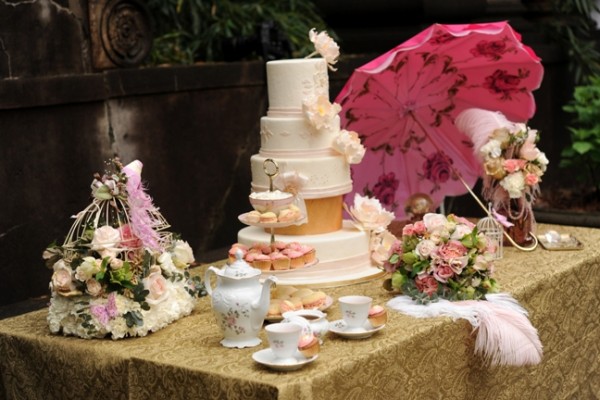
[308,28,340,70]
[333,129,366,164]
[302,95,341,130]
[347,194,395,233]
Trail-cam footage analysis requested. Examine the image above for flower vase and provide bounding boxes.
[498,199,536,247]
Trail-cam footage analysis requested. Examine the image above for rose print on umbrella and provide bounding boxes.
[336,22,543,219]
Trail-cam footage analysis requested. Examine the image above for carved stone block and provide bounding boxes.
[88,0,152,69]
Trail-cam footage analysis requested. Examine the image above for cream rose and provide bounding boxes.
[171,240,195,268]
[370,230,397,265]
[349,194,395,232]
[480,139,502,159]
[91,225,122,258]
[51,260,77,295]
[75,256,101,281]
[333,130,366,164]
[86,278,103,297]
[519,130,540,161]
[423,213,449,233]
[500,172,526,198]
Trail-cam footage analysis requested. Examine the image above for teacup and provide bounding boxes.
[265,322,302,363]
[338,295,372,331]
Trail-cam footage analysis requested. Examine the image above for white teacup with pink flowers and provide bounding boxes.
[338,295,372,331]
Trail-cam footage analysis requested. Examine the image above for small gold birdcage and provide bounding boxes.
[476,205,503,260]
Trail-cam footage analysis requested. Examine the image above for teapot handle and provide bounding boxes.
[204,266,219,296]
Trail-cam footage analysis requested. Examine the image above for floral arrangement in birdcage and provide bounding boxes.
[43,159,205,339]
[382,213,499,304]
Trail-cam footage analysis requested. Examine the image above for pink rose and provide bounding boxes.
[119,224,142,249]
[415,274,438,296]
[519,131,541,161]
[449,256,469,274]
[86,279,103,297]
[51,260,76,294]
[524,173,539,186]
[438,240,468,260]
[402,224,415,236]
[413,221,427,235]
[433,263,454,283]
[143,270,169,305]
[503,159,527,173]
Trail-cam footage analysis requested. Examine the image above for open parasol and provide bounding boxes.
[336,21,544,220]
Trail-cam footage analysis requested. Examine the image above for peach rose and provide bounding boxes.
[143,267,170,304]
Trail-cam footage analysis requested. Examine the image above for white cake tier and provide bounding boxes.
[237,221,384,287]
[250,153,352,199]
[266,58,329,111]
[260,115,340,152]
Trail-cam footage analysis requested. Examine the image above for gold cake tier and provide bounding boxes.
[272,196,343,235]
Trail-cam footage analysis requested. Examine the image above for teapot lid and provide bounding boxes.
[221,248,261,278]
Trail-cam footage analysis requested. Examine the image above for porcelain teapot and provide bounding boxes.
[205,249,277,348]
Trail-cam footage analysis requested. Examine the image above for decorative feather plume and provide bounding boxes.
[122,160,161,251]
[455,108,516,158]
[387,293,543,367]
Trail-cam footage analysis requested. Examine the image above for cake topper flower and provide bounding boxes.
[307,28,340,70]
[302,94,342,130]
[345,193,395,233]
[333,129,366,164]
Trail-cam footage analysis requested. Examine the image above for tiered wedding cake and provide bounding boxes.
[238,33,385,286]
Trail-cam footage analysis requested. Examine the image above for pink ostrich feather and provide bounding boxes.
[455,108,516,158]
[387,293,543,367]
[122,160,161,251]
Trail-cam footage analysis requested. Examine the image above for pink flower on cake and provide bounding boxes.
[302,95,341,130]
[308,28,339,69]
[347,194,395,233]
[333,129,366,164]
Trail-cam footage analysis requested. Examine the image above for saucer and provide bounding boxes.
[252,348,318,371]
[328,319,385,339]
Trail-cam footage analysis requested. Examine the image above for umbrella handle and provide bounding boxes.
[456,174,538,252]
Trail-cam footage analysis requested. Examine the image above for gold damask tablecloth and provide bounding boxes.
[1,223,599,400]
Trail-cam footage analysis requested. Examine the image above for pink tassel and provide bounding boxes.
[122,161,161,251]
[455,108,516,157]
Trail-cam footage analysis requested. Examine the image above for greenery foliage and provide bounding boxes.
[145,0,333,65]
[561,75,600,196]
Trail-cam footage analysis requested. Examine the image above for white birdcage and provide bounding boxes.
[476,206,503,260]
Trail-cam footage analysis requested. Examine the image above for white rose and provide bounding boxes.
[500,172,525,198]
[171,240,195,268]
[91,225,122,258]
[349,194,395,232]
[75,256,101,281]
[423,213,449,233]
[333,130,366,164]
[158,252,177,276]
[480,139,502,159]
[450,224,473,240]
[415,239,437,258]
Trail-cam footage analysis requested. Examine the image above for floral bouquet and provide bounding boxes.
[383,213,499,303]
[43,159,205,339]
[456,108,549,246]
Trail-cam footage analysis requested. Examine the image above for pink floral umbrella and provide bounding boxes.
[335,22,543,219]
